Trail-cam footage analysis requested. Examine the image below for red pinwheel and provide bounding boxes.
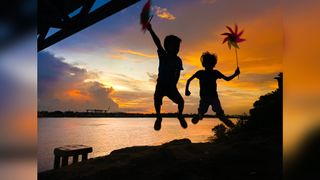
[221,24,246,78]
[140,0,153,32]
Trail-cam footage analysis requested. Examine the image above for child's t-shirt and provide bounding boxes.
[194,69,223,97]
[157,49,183,87]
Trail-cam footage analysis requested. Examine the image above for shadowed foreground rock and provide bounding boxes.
[39,133,281,180]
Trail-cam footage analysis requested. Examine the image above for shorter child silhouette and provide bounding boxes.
[185,52,240,128]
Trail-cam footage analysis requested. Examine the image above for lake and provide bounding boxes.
[38,117,235,172]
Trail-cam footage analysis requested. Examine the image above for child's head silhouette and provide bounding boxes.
[201,52,217,69]
[164,35,181,55]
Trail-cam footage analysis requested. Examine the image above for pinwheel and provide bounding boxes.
[140,0,153,32]
[221,24,246,78]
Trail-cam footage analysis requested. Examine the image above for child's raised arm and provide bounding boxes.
[185,72,198,96]
[220,67,240,81]
[146,23,164,51]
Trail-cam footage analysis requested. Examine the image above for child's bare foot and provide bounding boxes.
[191,115,200,124]
[178,114,188,129]
[154,116,162,131]
[219,117,235,128]
[191,114,203,124]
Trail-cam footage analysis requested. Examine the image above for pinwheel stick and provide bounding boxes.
[149,15,154,24]
[235,48,239,79]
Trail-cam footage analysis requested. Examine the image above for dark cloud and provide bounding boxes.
[38,51,119,112]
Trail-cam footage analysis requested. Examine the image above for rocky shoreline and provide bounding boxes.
[39,129,281,180]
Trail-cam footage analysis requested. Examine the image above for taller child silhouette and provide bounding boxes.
[146,23,187,131]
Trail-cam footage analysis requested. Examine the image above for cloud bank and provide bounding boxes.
[38,51,119,112]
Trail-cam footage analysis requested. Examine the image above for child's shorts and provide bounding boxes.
[154,84,184,105]
[198,95,224,116]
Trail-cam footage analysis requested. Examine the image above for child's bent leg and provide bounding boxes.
[154,87,163,117]
[212,97,235,128]
[167,90,187,128]
[167,89,185,115]
[192,98,209,124]
[154,89,163,130]
[177,98,187,129]
[154,100,162,130]
[199,99,210,117]
[154,100,161,117]
[217,113,235,128]
[177,98,184,115]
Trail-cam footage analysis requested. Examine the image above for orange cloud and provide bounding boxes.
[154,6,176,20]
[118,49,157,58]
[109,54,127,60]
[66,89,90,100]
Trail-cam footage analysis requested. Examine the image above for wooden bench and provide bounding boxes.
[53,145,93,169]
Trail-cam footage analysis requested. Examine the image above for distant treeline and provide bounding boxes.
[38,111,245,119]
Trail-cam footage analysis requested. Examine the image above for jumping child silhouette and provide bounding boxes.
[185,52,240,128]
[146,23,187,131]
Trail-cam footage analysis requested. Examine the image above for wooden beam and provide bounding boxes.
[38,0,141,51]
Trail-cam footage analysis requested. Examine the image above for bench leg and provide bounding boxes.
[72,155,79,164]
[61,156,68,167]
[54,155,61,169]
[82,153,88,161]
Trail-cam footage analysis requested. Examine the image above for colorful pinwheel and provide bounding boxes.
[140,0,153,32]
[221,24,245,78]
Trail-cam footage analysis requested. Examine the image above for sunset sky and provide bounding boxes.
[38,0,283,114]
